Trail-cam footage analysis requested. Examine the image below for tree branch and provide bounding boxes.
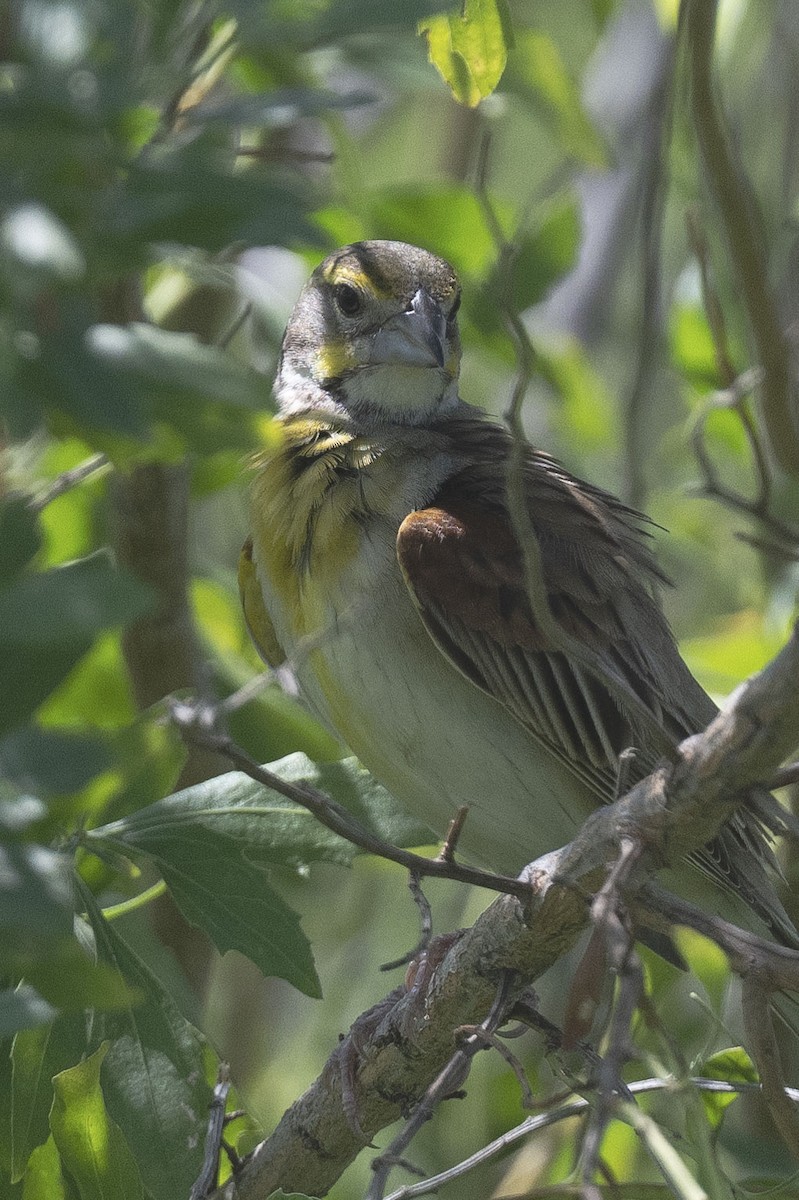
[209,626,799,1199]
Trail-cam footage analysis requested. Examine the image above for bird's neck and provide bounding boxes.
[250,411,462,575]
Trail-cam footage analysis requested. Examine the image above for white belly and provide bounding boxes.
[285,546,598,875]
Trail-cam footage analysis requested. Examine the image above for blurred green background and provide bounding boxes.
[2,0,799,1196]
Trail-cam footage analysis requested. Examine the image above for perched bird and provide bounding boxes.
[240,239,796,948]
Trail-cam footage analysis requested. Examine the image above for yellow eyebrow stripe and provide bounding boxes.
[320,263,392,299]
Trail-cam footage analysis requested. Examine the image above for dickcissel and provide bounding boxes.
[240,239,796,948]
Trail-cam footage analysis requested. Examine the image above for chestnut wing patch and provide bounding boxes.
[396,501,638,803]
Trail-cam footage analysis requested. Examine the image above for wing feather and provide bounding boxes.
[395,458,796,945]
[238,537,287,668]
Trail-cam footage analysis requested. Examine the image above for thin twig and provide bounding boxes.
[380,1076,799,1200]
[169,699,536,901]
[190,1064,232,1200]
[580,840,645,1192]
[380,872,433,972]
[683,0,799,475]
[366,973,517,1200]
[31,453,110,511]
[474,131,677,758]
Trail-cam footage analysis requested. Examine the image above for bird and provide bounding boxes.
[239,238,796,951]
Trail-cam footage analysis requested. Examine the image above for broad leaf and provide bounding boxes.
[372,184,511,278]
[50,1044,144,1200]
[0,554,153,736]
[11,1012,88,1182]
[0,987,55,1038]
[421,0,513,107]
[81,888,210,1200]
[0,844,73,968]
[88,752,434,868]
[0,727,111,796]
[512,30,608,167]
[21,1136,68,1200]
[506,199,581,311]
[85,754,434,993]
[511,29,604,169]
[0,497,42,585]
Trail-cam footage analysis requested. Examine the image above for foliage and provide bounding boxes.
[1,0,798,1197]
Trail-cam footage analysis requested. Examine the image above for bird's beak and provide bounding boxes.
[368,288,447,369]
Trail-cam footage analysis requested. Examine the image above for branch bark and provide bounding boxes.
[214,626,799,1199]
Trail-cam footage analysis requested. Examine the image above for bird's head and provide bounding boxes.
[275,240,462,425]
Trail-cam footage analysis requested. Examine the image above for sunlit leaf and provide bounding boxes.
[20,1136,67,1200]
[536,334,615,451]
[669,303,723,391]
[371,184,511,277]
[85,754,435,991]
[88,752,434,869]
[11,1012,88,1182]
[421,0,513,107]
[50,1044,144,1200]
[698,1046,757,1127]
[1,203,85,284]
[681,610,789,694]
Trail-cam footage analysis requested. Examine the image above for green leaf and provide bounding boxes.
[110,156,317,257]
[669,303,723,390]
[245,0,444,47]
[85,754,434,993]
[14,319,149,440]
[536,334,615,451]
[0,987,56,1037]
[81,889,211,1200]
[11,1013,88,1183]
[513,30,608,168]
[421,0,512,107]
[0,553,153,735]
[506,198,581,311]
[88,752,433,869]
[85,323,268,454]
[0,727,111,795]
[699,1046,758,1128]
[21,1136,67,1200]
[1,203,85,285]
[151,844,320,995]
[50,1044,144,1200]
[0,844,73,968]
[86,324,263,410]
[371,184,510,278]
[0,497,42,585]
[26,941,141,1015]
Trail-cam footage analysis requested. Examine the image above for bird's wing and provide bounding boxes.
[396,470,797,945]
[239,537,287,667]
[396,483,709,803]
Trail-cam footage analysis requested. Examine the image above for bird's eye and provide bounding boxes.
[333,283,363,317]
[448,290,462,321]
